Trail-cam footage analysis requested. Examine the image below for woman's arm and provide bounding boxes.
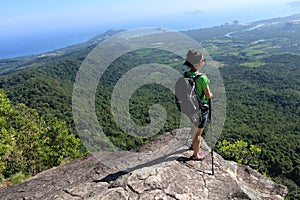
[203,85,212,99]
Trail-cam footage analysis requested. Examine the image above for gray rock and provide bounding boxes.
[0,128,288,199]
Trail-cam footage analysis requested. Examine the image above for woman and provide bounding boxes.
[183,49,212,160]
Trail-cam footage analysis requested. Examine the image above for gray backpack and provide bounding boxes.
[175,71,205,123]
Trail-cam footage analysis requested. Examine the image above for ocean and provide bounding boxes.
[0,30,100,59]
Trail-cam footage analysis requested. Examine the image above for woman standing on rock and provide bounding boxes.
[183,49,212,160]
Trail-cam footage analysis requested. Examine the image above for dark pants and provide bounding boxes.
[196,111,209,128]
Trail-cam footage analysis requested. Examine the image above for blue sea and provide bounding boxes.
[0,30,102,59]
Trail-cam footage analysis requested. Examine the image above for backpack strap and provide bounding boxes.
[183,71,203,79]
[191,73,205,99]
[192,73,203,80]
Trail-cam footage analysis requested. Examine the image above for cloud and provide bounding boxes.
[184,9,204,15]
[288,1,300,7]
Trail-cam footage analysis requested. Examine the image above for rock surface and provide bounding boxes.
[0,128,288,200]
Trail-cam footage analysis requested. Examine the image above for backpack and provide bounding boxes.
[175,71,205,123]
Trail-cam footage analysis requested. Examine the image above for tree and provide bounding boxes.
[0,90,16,181]
[0,89,82,185]
[216,139,261,168]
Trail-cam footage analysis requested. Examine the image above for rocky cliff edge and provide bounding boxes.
[0,128,288,200]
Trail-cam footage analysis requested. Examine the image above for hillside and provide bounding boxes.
[0,14,299,199]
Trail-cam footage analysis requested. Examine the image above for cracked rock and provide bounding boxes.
[0,128,288,199]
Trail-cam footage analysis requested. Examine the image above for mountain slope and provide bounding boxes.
[0,129,288,200]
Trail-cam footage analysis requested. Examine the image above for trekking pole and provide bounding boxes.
[208,99,214,175]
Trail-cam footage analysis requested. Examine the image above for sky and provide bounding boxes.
[1,0,300,58]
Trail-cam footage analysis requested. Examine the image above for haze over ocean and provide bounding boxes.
[1,0,299,59]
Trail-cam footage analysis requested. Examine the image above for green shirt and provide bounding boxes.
[185,71,210,104]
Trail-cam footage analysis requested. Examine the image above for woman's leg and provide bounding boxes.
[191,112,208,157]
[190,124,198,141]
[192,127,204,157]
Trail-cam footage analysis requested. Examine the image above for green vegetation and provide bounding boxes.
[215,54,300,199]
[0,90,82,186]
[94,49,182,150]
[240,61,265,68]
[217,140,261,168]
